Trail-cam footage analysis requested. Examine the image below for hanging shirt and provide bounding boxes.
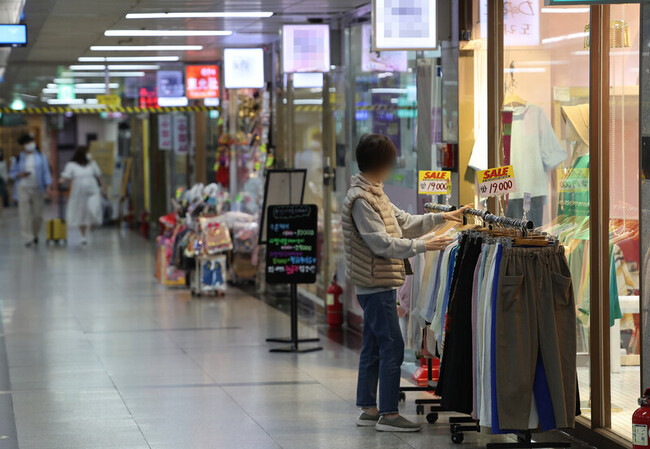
[469,103,567,199]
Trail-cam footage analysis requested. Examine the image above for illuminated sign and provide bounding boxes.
[224,48,265,89]
[282,24,330,73]
[186,65,220,99]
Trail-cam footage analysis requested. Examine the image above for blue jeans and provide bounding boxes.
[356,289,404,415]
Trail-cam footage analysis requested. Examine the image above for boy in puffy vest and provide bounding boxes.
[342,134,466,432]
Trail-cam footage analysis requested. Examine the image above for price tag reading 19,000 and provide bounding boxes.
[476,165,517,198]
[418,170,451,195]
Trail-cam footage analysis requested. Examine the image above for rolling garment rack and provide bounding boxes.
[423,205,569,448]
[397,203,458,424]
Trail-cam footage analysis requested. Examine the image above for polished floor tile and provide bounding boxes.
[0,209,582,448]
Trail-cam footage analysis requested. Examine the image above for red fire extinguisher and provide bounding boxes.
[140,210,150,238]
[633,388,650,448]
[327,275,344,328]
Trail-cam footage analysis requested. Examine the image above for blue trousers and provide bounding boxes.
[356,289,404,415]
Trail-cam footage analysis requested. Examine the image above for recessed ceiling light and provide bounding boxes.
[126,12,273,19]
[105,30,232,37]
[90,45,202,51]
[78,56,181,62]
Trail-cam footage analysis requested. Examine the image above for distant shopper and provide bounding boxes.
[0,149,8,213]
[9,133,52,246]
[60,146,103,245]
[342,134,467,432]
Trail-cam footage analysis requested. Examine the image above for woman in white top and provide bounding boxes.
[60,146,103,244]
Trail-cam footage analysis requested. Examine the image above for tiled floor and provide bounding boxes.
[0,209,585,448]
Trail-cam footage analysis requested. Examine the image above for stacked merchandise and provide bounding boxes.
[403,206,578,444]
[154,183,233,295]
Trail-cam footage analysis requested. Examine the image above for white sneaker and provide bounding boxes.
[375,415,423,432]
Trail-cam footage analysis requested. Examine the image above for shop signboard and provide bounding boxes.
[158,114,172,150]
[173,115,189,154]
[480,0,540,47]
[282,24,330,73]
[418,170,451,195]
[546,0,638,4]
[265,204,318,285]
[372,0,437,50]
[224,48,265,89]
[557,167,589,192]
[156,70,184,98]
[96,94,121,108]
[361,24,407,72]
[186,65,219,99]
[476,165,517,198]
[89,141,115,175]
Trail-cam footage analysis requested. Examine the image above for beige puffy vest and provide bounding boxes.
[342,175,406,288]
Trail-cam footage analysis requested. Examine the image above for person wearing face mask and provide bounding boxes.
[9,133,52,246]
[59,146,103,245]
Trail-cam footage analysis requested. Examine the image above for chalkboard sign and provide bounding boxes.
[266,204,318,284]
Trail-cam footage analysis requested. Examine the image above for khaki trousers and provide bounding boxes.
[495,245,576,429]
[17,185,44,243]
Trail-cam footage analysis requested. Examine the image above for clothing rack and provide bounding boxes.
[421,204,570,448]
[424,203,535,233]
[423,203,457,213]
[398,357,442,424]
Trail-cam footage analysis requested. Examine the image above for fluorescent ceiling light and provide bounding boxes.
[79,56,180,62]
[47,83,119,89]
[369,88,407,94]
[42,88,110,94]
[105,30,231,37]
[70,64,159,71]
[64,71,145,77]
[91,45,202,51]
[126,12,273,19]
[293,99,323,105]
[541,7,589,13]
[504,67,547,73]
[70,65,106,70]
[158,97,188,107]
[542,32,588,45]
[47,98,85,105]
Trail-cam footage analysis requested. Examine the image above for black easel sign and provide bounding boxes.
[264,204,321,353]
[265,204,318,285]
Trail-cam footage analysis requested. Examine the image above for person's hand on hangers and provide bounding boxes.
[441,204,472,223]
[425,235,455,251]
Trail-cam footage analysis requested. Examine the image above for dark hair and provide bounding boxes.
[18,133,34,146]
[71,146,90,166]
[355,134,397,173]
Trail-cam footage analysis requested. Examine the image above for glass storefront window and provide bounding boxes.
[608,3,641,440]
[491,0,593,422]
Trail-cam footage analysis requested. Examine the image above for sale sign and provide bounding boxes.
[476,165,517,198]
[418,170,451,195]
[557,168,589,193]
[186,65,220,99]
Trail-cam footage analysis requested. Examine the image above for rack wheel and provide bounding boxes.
[416,404,424,415]
[451,432,464,444]
[426,412,438,424]
[399,392,406,402]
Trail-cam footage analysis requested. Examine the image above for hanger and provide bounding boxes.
[503,60,527,108]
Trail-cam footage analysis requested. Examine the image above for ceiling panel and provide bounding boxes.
[1,0,369,104]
